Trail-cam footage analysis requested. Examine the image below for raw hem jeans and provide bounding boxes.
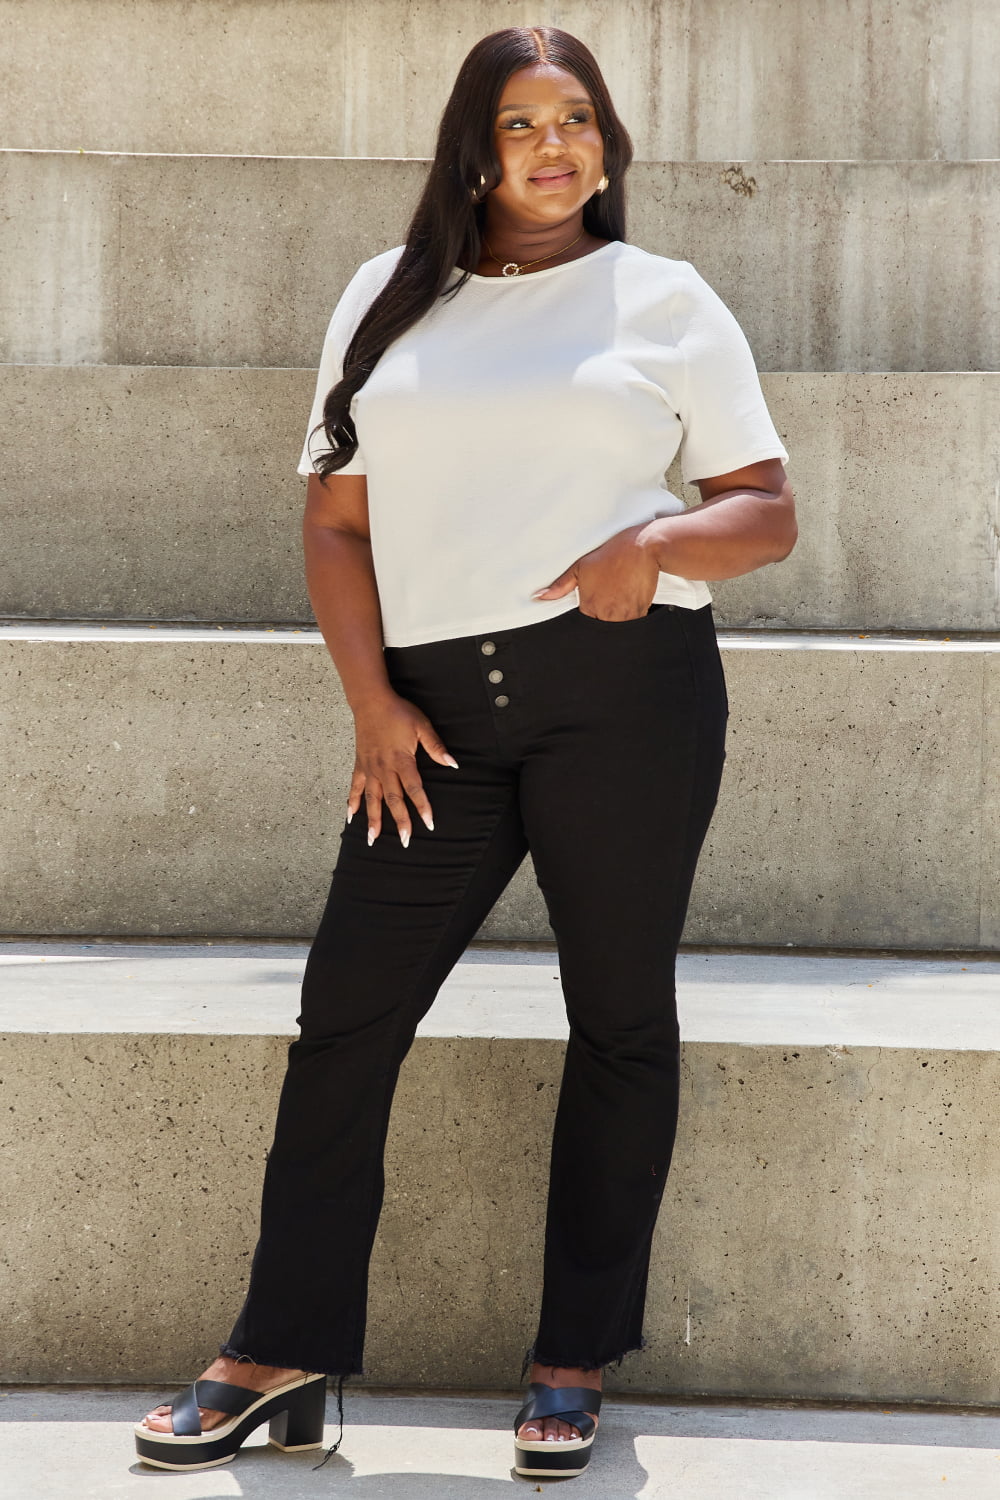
[221,600,728,1380]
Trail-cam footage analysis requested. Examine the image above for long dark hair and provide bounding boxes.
[309,25,634,477]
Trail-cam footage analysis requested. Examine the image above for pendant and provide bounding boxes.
[501,262,522,277]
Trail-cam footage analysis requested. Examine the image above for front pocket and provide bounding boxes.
[573,603,669,625]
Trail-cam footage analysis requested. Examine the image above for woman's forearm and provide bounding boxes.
[302,523,395,712]
[636,486,798,581]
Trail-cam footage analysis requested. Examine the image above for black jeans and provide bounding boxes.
[221,601,728,1379]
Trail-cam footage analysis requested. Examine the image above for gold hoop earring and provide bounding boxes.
[470,173,487,203]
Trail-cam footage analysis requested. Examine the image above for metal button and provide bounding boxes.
[488,669,504,684]
[494,694,510,708]
[481,640,496,655]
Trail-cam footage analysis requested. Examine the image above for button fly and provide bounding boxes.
[494,694,510,708]
[488,669,504,684]
[481,641,496,655]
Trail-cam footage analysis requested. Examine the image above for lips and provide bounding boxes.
[529,167,576,183]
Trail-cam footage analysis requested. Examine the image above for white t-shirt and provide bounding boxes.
[298,240,788,648]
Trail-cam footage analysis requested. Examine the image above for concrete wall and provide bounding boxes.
[1,365,316,625]
[2,629,998,950]
[684,374,1000,632]
[2,0,997,161]
[3,1026,998,1401]
[4,151,1000,372]
[5,366,999,631]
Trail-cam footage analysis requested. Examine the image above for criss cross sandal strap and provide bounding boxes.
[514,1382,603,1442]
[169,1378,262,1437]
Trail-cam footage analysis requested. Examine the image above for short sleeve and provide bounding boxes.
[296,247,405,477]
[669,262,789,486]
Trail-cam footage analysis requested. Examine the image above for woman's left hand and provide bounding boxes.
[531,523,660,621]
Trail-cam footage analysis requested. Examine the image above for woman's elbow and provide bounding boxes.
[769,483,798,562]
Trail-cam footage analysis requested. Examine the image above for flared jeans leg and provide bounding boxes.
[222,750,530,1377]
[517,605,728,1371]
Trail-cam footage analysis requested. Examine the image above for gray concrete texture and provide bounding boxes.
[5,365,1000,631]
[3,0,999,162]
[4,151,1000,372]
[1,365,317,624]
[1,627,999,950]
[2,986,999,1398]
[6,1389,1000,1500]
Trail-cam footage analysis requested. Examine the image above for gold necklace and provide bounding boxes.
[482,227,587,277]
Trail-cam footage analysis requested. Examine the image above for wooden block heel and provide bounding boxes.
[134,1371,327,1472]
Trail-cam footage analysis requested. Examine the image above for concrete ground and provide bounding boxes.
[1,1387,999,1499]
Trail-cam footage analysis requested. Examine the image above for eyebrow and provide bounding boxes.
[497,97,592,112]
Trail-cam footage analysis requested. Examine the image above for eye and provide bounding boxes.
[500,109,593,131]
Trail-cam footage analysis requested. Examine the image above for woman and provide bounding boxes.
[135,24,794,1481]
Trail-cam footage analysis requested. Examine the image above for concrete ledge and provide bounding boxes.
[1,942,999,1402]
[3,0,998,163]
[6,941,1000,1047]
[4,366,1000,630]
[4,152,1000,371]
[1,626,998,950]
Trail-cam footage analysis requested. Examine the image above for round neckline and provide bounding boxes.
[454,239,621,283]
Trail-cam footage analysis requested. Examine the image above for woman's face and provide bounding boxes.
[488,62,606,225]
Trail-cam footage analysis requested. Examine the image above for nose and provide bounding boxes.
[537,117,571,152]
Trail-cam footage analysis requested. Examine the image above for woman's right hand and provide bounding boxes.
[348,689,460,847]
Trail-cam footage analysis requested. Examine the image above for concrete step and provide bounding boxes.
[1,364,317,624]
[4,0,998,163]
[5,365,999,631]
[1,625,997,950]
[9,1389,1000,1500]
[4,151,1000,372]
[2,940,999,1404]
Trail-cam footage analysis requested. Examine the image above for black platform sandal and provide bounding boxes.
[513,1382,602,1479]
[134,1371,327,1471]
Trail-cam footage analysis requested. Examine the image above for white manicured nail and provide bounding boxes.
[400,829,410,848]
[367,828,375,846]
[346,808,353,824]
